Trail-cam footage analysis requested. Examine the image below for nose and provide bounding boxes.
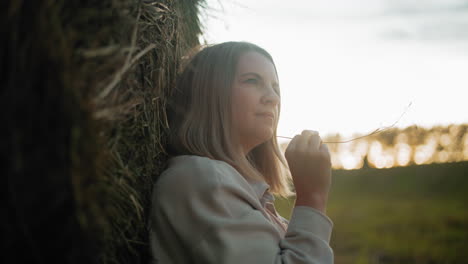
[261,87,280,106]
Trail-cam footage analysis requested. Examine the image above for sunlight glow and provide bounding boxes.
[414,136,438,165]
[384,155,395,168]
[203,0,468,137]
[436,151,450,163]
[439,134,452,147]
[396,143,412,167]
[368,141,383,168]
[340,150,362,170]
[322,125,468,170]
[414,146,432,165]
[463,134,468,159]
[396,133,409,144]
[374,157,385,169]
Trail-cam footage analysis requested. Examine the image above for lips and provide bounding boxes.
[257,112,275,119]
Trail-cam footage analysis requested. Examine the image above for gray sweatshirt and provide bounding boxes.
[149,155,334,263]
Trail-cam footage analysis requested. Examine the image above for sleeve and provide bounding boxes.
[153,159,334,264]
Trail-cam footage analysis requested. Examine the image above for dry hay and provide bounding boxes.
[2,0,205,263]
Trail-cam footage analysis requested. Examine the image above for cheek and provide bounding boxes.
[240,88,260,108]
[233,90,254,115]
[231,93,245,126]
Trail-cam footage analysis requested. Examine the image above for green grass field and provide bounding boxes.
[275,162,468,264]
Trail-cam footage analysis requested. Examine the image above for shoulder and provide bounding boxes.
[166,155,231,175]
[158,155,238,188]
[152,154,262,217]
[154,155,254,200]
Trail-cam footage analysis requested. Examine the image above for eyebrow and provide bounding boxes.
[240,72,279,87]
[240,72,261,78]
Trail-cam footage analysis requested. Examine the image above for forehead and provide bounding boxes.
[235,52,278,81]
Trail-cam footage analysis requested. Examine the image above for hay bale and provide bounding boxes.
[1,0,204,263]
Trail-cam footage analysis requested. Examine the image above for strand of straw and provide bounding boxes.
[277,102,413,144]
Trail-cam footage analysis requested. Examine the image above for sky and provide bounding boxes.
[200,0,468,139]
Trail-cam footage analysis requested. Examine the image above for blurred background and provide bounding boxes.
[202,0,468,263]
[4,0,465,263]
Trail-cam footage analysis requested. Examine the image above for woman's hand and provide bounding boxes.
[285,130,332,213]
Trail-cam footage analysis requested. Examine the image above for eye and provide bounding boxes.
[244,78,258,84]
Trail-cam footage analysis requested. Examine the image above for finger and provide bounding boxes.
[286,135,300,153]
[319,143,331,159]
[306,130,321,151]
[298,130,316,152]
[301,130,318,136]
[319,143,329,152]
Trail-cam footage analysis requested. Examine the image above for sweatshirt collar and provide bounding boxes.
[247,179,274,205]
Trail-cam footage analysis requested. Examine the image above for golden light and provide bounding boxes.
[440,134,451,147]
[396,143,412,167]
[339,150,362,170]
[396,133,409,144]
[368,141,382,165]
[317,124,466,170]
[384,155,395,168]
[330,154,342,169]
[374,156,386,169]
[436,151,450,163]
[414,148,426,165]
[414,136,438,165]
[463,134,468,160]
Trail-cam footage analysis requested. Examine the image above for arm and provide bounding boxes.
[151,156,333,264]
[191,178,333,264]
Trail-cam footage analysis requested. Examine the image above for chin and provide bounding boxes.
[255,128,274,144]
[241,126,276,151]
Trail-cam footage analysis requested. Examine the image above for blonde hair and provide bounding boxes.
[166,41,292,197]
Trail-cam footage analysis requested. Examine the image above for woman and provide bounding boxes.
[149,41,333,263]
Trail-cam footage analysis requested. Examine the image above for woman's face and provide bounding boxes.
[231,51,280,155]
